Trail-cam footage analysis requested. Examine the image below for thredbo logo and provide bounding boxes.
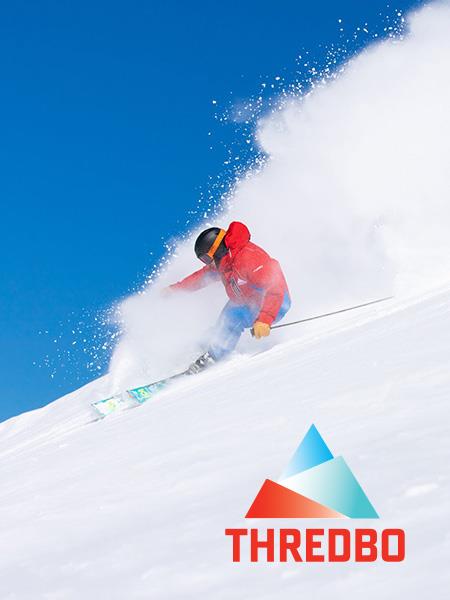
[225,425,405,563]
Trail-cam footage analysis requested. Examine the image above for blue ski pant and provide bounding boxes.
[208,292,291,361]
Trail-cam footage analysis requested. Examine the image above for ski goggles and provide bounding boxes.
[198,229,227,265]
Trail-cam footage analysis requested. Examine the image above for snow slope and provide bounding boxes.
[108,1,450,393]
[1,288,449,599]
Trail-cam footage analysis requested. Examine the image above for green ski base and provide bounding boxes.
[91,373,185,418]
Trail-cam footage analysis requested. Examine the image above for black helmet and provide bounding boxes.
[195,227,228,265]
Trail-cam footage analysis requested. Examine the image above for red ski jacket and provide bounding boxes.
[170,222,290,325]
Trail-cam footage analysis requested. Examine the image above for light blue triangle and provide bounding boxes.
[280,456,379,518]
[279,424,334,480]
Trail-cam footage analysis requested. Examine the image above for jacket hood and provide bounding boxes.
[225,221,251,252]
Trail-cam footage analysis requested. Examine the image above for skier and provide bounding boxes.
[168,221,291,374]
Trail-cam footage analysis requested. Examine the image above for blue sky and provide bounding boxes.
[0,0,421,421]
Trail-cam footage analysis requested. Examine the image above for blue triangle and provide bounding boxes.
[280,456,379,518]
[280,424,334,480]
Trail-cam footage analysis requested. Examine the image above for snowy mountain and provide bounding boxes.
[1,288,449,599]
[2,2,449,597]
[106,1,450,397]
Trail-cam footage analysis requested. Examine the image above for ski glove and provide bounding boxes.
[253,321,271,339]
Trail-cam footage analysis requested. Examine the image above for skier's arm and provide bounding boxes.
[247,259,286,325]
[169,265,219,292]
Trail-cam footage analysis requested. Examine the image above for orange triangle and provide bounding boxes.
[245,479,344,518]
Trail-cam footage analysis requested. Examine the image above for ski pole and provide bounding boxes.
[251,296,393,336]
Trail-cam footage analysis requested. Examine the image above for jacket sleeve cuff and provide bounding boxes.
[256,312,275,326]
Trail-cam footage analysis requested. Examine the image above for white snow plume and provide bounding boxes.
[109,2,450,390]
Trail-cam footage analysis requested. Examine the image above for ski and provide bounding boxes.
[91,370,188,418]
[91,394,131,418]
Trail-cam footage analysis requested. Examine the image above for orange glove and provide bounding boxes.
[253,321,271,339]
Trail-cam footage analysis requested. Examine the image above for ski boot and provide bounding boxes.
[187,351,215,375]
